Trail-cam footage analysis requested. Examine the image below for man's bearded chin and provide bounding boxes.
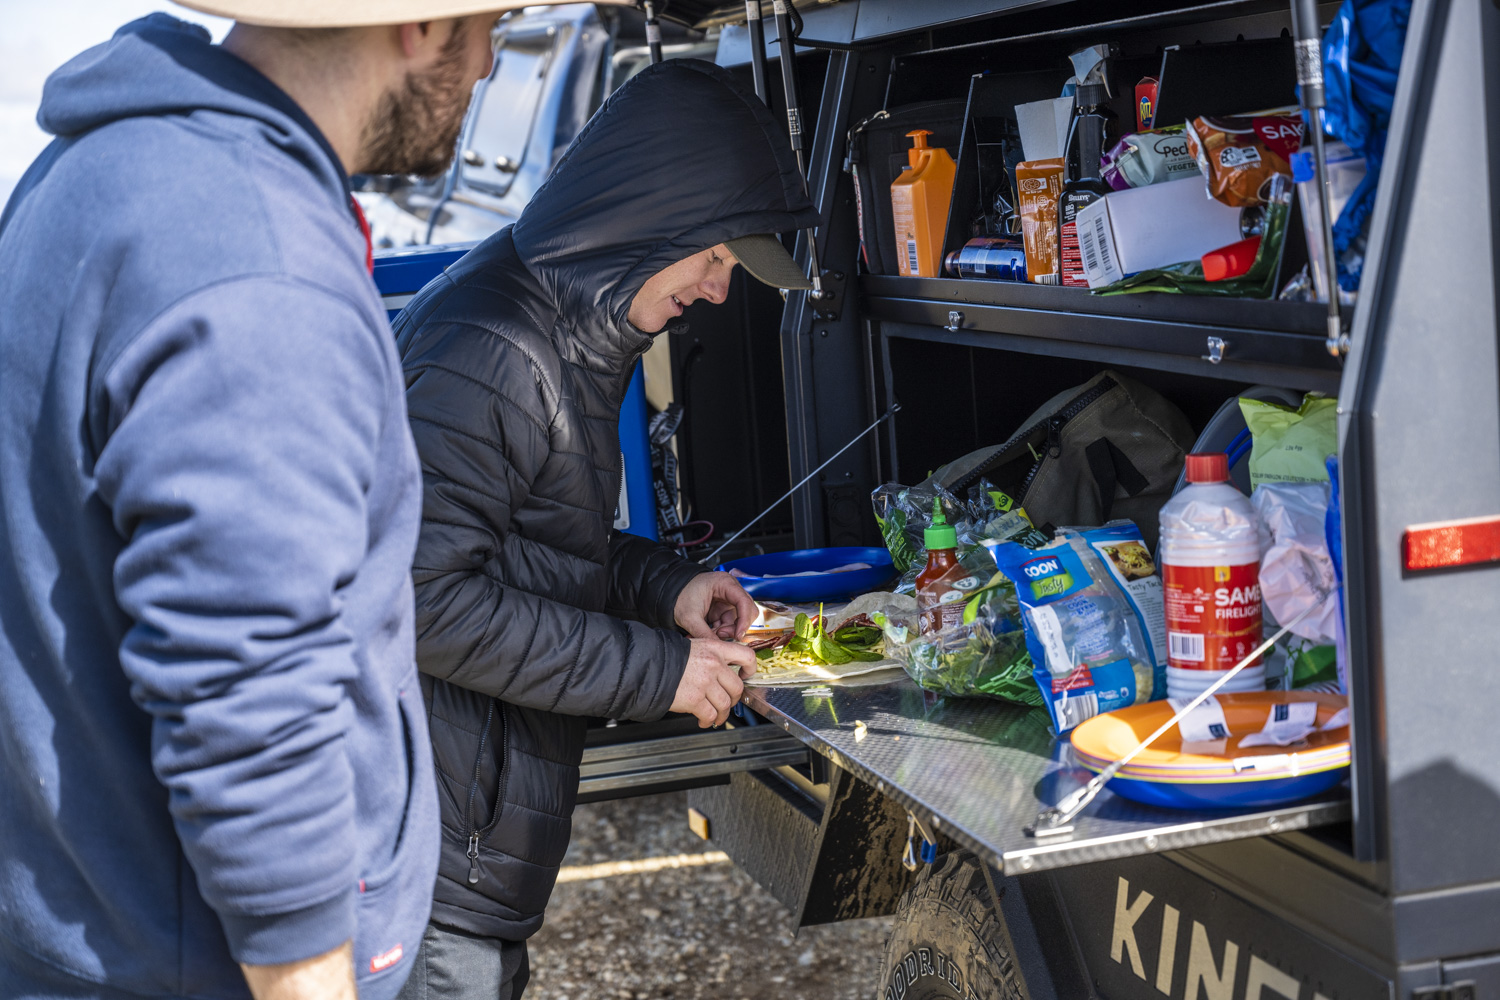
[360,29,474,178]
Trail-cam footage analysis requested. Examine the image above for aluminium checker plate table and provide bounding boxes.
[740,673,1350,875]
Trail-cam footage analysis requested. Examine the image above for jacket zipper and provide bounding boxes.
[1010,376,1118,502]
[464,700,501,885]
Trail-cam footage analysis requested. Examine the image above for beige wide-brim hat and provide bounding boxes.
[174,0,629,28]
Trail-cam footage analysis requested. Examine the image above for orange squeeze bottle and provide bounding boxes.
[890,130,956,277]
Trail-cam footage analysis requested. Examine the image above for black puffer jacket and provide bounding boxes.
[392,60,817,942]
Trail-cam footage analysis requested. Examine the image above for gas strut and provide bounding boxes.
[1290,0,1346,357]
[745,1,769,104]
[771,0,827,299]
[644,0,663,64]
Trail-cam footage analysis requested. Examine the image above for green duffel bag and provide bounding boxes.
[922,370,1195,550]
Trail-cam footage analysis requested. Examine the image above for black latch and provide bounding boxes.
[811,269,845,322]
[1413,982,1476,1000]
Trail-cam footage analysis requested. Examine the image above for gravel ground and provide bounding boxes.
[527,792,893,1000]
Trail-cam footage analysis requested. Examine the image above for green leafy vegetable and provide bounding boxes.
[773,608,886,667]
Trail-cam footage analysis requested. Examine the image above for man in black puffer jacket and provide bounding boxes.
[391,60,820,999]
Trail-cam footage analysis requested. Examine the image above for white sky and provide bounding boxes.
[0,2,232,206]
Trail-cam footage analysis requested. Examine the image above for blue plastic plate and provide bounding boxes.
[718,546,896,602]
[1085,764,1348,810]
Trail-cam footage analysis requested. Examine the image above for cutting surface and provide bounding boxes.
[742,674,1350,874]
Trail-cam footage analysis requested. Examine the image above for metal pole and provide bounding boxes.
[746,1,769,104]
[644,0,663,64]
[700,404,898,566]
[1290,0,1345,357]
[771,0,826,299]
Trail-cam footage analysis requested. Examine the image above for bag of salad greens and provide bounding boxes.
[883,571,1040,704]
[873,480,1048,595]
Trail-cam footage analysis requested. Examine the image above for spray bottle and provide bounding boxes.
[1057,82,1114,288]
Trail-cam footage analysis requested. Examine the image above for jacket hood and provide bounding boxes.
[511,59,819,359]
[37,14,347,191]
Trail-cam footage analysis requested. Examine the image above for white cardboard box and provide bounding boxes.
[1076,176,1245,288]
[1015,97,1075,161]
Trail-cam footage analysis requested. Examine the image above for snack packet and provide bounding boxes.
[1016,158,1065,283]
[1100,126,1197,190]
[1185,110,1304,207]
[987,532,1159,733]
[1239,393,1338,487]
[1058,521,1168,682]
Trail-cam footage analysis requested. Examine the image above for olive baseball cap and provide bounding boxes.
[725,234,814,291]
[173,0,628,28]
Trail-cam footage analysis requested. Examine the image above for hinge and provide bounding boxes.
[1413,981,1476,1000]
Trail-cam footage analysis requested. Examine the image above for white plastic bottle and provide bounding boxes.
[1158,452,1265,698]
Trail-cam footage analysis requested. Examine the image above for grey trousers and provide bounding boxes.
[395,923,530,1000]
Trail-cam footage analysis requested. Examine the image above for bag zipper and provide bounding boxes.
[1016,377,1116,501]
[463,700,506,885]
[957,376,1118,500]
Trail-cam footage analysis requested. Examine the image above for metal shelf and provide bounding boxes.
[578,720,808,802]
[742,674,1351,875]
[863,274,1345,393]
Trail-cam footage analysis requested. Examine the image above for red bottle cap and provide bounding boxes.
[1184,452,1230,483]
[1201,235,1262,282]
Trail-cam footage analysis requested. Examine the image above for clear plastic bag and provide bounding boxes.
[885,587,1040,705]
[988,531,1160,732]
[872,480,1048,594]
[1252,481,1339,645]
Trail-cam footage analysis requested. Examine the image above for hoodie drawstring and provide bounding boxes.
[349,196,373,275]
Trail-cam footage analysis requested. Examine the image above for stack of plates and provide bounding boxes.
[718,546,895,602]
[1069,692,1350,809]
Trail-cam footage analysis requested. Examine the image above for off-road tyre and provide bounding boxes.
[877,851,1025,1000]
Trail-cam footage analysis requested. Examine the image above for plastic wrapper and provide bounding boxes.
[1240,394,1338,487]
[987,530,1161,733]
[872,480,1048,594]
[1185,110,1303,207]
[1253,482,1340,645]
[1058,521,1168,677]
[885,582,1040,705]
[1100,126,1197,191]
[1016,158,1065,283]
[1322,0,1410,291]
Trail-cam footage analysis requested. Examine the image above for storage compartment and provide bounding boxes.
[874,339,1249,486]
[848,1,1334,314]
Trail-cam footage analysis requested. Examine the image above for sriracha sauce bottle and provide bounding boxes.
[916,499,965,635]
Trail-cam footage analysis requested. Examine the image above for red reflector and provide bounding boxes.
[1403,515,1500,571]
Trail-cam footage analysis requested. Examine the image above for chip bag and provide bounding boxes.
[1239,393,1339,487]
[987,530,1161,733]
[1185,110,1304,207]
[1101,126,1198,190]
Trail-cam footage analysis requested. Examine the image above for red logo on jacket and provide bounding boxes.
[370,944,404,973]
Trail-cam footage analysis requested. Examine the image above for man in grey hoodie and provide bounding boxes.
[0,4,534,999]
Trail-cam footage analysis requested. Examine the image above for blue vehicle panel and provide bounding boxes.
[374,246,657,540]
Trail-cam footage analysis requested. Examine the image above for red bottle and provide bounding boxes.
[916,499,966,635]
